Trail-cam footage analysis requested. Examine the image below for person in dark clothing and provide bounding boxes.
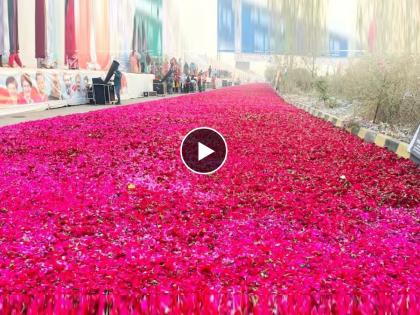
[190,75,196,92]
[183,62,189,76]
[185,75,191,93]
[146,53,152,68]
[198,71,203,92]
[166,64,175,95]
[114,66,122,104]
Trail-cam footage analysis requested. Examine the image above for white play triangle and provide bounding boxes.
[198,142,215,161]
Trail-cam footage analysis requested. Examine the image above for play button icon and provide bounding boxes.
[181,127,228,174]
[198,142,215,161]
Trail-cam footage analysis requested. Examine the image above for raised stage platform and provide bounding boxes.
[0,68,154,117]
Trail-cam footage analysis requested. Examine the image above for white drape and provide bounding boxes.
[0,0,10,56]
[18,0,36,67]
[46,0,65,67]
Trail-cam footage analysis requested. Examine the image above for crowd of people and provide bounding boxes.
[128,50,237,94]
[159,58,214,94]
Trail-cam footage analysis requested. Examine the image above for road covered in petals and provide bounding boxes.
[0,84,419,311]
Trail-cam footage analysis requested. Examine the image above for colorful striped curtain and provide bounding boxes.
[0,0,162,68]
[7,0,18,54]
[35,0,46,59]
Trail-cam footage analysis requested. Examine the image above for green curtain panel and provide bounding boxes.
[132,0,162,57]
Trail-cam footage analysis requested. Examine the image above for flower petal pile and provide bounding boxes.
[0,84,419,313]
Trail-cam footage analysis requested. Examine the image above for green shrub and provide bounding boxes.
[270,54,420,132]
[278,68,314,93]
[315,79,328,104]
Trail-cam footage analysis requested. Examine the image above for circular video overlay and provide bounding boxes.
[180,127,228,174]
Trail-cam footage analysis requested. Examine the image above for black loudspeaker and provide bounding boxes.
[92,77,104,84]
[104,60,120,84]
[92,60,119,105]
[87,86,94,104]
[93,84,107,104]
[92,77,112,105]
[153,80,165,95]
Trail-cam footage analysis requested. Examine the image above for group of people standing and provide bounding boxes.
[129,50,152,74]
[160,58,215,95]
[129,51,216,95]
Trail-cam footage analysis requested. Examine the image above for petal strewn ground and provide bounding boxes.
[0,84,418,312]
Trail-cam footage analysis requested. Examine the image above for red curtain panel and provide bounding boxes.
[65,0,78,68]
[35,0,46,59]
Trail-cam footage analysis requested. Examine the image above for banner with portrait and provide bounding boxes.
[0,68,153,109]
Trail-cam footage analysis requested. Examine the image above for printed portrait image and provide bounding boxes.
[35,72,49,102]
[18,74,42,105]
[62,73,74,100]
[4,76,19,105]
[49,73,63,101]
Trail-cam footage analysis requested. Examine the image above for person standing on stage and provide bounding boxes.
[140,51,146,73]
[130,50,140,73]
[113,66,122,105]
